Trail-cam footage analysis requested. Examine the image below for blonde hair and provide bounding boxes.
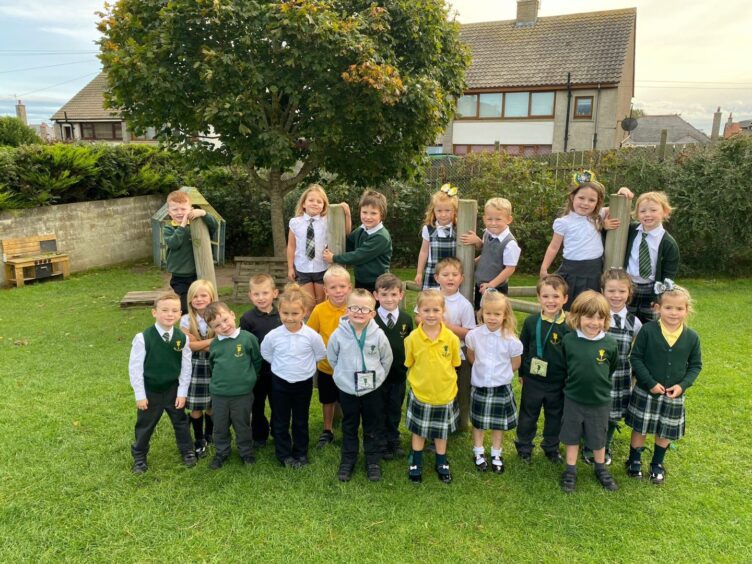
[435,256,463,276]
[564,181,606,228]
[323,264,351,285]
[655,284,694,320]
[186,279,218,338]
[348,288,376,309]
[279,282,315,313]
[485,197,512,217]
[153,290,181,307]
[294,183,330,217]
[416,289,445,310]
[479,290,516,336]
[567,290,611,331]
[634,191,673,220]
[423,191,458,226]
[601,268,634,301]
[249,272,277,291]
[166,190,190,204]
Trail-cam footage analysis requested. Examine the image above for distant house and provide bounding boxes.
[724,115,752,139]
[437,0,636,156]
[623,115,710,147]
[50,73,156,143]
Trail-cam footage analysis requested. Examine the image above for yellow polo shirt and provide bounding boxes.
[307,299,347,374]
[405,323,461,405]
[659,319,684,347]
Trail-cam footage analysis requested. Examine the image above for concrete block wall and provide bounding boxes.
[0,195,163,286]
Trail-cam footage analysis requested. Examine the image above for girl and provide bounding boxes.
[286,183,352,304]
[582,269,643,465]
[415,183,459,290]
[539,170,630,309]
[404,290,461,483]
[260,284,327,468]
[623,191,680,323]
[180,279,218,458]
[465,290,523,474]
[625,282,702,484]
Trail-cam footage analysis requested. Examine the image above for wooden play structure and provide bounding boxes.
[2,234,70,288]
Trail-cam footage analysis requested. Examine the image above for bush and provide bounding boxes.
[0,116,40,147]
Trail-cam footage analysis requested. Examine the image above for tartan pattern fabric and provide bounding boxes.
[638,232,652,278]
[628,282,657,323]
[608,312,638,422]
[405,390,459,439]
[470,384,518,431]
[305,218,316,260]
[625,385,685,441]
[186,351,212,411]
[422,225,456,290]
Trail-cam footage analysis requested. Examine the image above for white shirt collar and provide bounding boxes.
[154,323,173,338]
[363,222,384,235]
[443,290,461,301]
[303,212,321,221]
[487,227,510,241]
[480,324,502,336]
[378,306,399,321]
[217,327,241,341]
[636,224,665,239]
[576,329,606,341]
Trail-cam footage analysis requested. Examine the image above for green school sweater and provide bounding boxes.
[630,321,702,392]
[143,325,187,392]
[163,214,219,276]
[208,330,262,396]
[519,313,571,385]
[334,226,392,284]
[374,310,413,384]
[562,332,618,405]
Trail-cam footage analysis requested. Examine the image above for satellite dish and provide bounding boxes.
[621,117,638,132]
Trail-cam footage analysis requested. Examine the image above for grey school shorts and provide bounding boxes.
[559,396,610,450]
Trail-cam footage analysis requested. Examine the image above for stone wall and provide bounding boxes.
[0,195,163,286]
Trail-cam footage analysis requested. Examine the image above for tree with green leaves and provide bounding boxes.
[98,0,468,256]
[0,116,39,147]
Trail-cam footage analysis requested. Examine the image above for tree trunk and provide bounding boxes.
[268,170,287,258]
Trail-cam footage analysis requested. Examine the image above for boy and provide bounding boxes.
[204,302,262,469]
[163,190,219,314]
[306,265,352,447]
[128,291,196,474]
[373,273,413,459]
[459,197,521,310]
[327,289,393,482]
[240,273,282,448]
[323,189,392,293]
[515,275,571,464]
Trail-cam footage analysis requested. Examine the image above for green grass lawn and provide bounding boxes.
[1,264,750,561]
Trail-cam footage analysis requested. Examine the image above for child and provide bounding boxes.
[460,197,521,310]
[415,184,459,290]
[163,190,218,314]
[261,284,327,468]
[327,289,393,482]
[625,282,701,484]
[204,302,262,469]
[582,269,643,465]
[515,275,571,464]
[128,291,196,474]
[286,184,352,304]
[373,273,413,459]
[404,290,462,484]
[559,290,619,493]
[465,290,523,474]
[180,279,218,458]
[323,189,392,293]
[539,171,628,310]
[623,191,680,323]
[306,265,352,448]
[240,273,282,449]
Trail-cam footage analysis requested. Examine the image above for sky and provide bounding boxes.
[1,0,751,134]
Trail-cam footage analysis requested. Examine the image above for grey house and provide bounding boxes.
[623,115,710,147]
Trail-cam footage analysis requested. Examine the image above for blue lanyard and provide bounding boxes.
[536,315,558,358]
[349,323,368,371]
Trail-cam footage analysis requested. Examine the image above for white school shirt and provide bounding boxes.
[377,305,399,326]
[465,325,523,387]
[179,313,209,337]
[128,323,192,402]
[553,212,603,261]
[626,224,666,283]
[289,213,328,273]
[363,222,384,235]
[575,329,607,341]
[610,308,643,334]
[444,291,476,359]
[260,324,327,383]
[484,226,521,266]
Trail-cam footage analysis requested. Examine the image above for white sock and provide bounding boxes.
[491,448,502,458]
[473,446,485,458]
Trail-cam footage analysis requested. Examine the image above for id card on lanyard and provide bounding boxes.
[351,324,376,392]
[530,316,557,377]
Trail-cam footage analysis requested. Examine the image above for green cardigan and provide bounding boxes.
[630,321,702,392]
[334,226,392,284]
[623,223,679,282]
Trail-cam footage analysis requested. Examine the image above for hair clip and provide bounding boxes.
[653,278,675,295]
[483,287,499,294]
[572,170,597,186]
[440,183,458,197]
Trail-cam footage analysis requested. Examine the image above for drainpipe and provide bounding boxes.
[564,72,572,152]
[593,84,601,149]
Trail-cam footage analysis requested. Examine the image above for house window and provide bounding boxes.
[530,92,555,117]
[478,93,502,118]
[80,122,123,140]
[457,91,556,119]
[503,92,529,118]
[574,96,594,119]
[457,95,478,118]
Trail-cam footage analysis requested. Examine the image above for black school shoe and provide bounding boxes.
[545,451,564,464]
[338,463,354,482]
[296,456,310,468]
[132,460,148,475]
[649,463,666,485]
[209,456,226,470]
[241,453,256,465]
[560,470,577,493]
[408,463,422,483]
[474,454,488,472]
[436,463,452,484]
[194,439,208,459]
[182,451,197,468]
[315,430,335,449]
[595,468,619,491]
[491,455,505,474]
[625,460,643,479]
[518,452,532,464]
[366,464,382,482]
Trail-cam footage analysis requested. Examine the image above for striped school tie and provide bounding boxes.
[387,312,395,329]
[638,232,651,279]
[306,218,316,260]
[162,332,170,342]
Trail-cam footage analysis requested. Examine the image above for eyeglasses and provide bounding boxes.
[347,305,374,314]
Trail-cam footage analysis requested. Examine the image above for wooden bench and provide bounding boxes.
[2,234,70,288]
[232,256,288,302]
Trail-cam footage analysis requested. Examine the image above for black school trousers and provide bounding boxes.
[270,374,313,463]
[251,362,273,442]
[382,379,406,450]
[132,382,193,461]
[514,377,564,456]
[339,387,385,467]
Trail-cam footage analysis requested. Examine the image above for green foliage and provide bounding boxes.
[0,116,40,147]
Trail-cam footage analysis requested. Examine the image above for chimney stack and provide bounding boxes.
[15,99,28,125]
[711,106,722,141]
[516,0,540,27]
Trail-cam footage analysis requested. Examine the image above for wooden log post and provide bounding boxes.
[190,217,217,290]
[603,194,631,271]
[456,198,478,432]
[327,203,347,256]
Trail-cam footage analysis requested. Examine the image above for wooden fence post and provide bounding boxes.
[327,203,347,256]
[191,217,217,290]
[603,194,631,271]
[658,129,668,161]
[455,198,477,432]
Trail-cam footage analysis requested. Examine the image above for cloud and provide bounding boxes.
[0,1,102,25]
[39,25,99,41]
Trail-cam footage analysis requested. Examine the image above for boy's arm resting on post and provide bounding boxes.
[459,229,483,250]
[334,231,391,266]
[176,334,192,408]
[128,334,148,409]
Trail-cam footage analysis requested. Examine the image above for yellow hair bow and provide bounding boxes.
[440,183,458,197]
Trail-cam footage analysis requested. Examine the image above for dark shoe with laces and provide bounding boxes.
[316,430,335,449]
[296,456,310,468]
[596,468,619,491]
[474,454,488,472]
[338,463,354,482]
[436,463,452,484]
[491,455,505,474]
[625,460,643,479]
[209,456,226,470]
[408,463,422,483]
[546,451,564,464]
[183,451,197,468]
[132,460,148,475]
[649,463,666,485]
[560,470,577,493]
[366,463,382,482]
[241,454,256,465]
[282,456,297,468]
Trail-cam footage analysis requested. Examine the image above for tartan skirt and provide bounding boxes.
[625,385,685,441]
[609,367,632,422]
[405,390,459,439]
[556,257,603,309]
[628,282,657,323]
[186,351,212,411]
[470,385,518,431]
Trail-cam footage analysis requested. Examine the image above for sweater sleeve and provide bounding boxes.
[334,231,391,266]
[326,332,341,369]
[679,332,702,391]
[203,213,219,239]
[629,328,658,390]
[379,331,394,375]
[519,317,532,378]
[660,234,680,281]
[163,223,188,250]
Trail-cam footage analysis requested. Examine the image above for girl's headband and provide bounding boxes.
[440,183,458,197]
[654,278,676,295]
[572,170,596,186]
